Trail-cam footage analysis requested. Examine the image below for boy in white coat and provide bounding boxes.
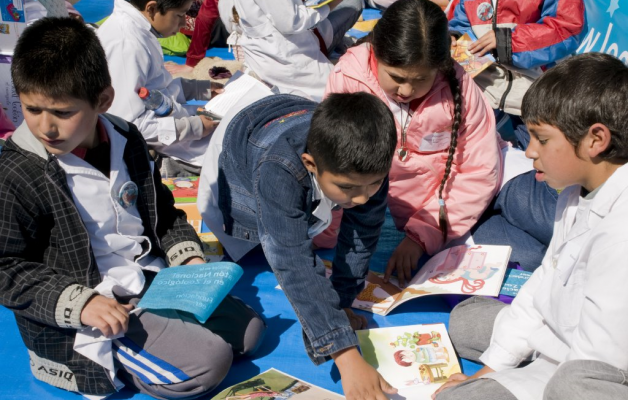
[434,53,628,400]
[98,0,222,176]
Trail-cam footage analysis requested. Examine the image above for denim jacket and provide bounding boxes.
[218,95,388,363]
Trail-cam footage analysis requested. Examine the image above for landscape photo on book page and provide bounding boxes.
[451,33,495,78]
[211,368,344,400]
[352,244,511,315]
[357,323,461,399]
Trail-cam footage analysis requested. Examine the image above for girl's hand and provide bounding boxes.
[468,30,497,57]
[80,295,134,337]
[343,308,367,331]
[432,366,495,398]
[334,347,398,400]
[385,237,424,287]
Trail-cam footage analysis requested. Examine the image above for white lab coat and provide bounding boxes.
[98,0,209,166]
[233,0,334,102]
[479,164,628,400]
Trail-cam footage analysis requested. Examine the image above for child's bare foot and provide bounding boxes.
[165,63,194,75]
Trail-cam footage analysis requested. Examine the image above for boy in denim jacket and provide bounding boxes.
[199,93,399,399]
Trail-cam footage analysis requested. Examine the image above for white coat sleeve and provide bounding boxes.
[566,237,628,370]
[479,239,554,371]
[103,38,200,147]
[255,0,330,33]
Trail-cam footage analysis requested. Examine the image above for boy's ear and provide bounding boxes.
[301,153,318,175]
[585,123,613,159]
[96,86,115,114]
[144,1,159,17]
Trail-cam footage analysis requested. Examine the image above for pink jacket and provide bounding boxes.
[324,44,503,255]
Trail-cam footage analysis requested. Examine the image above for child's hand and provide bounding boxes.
[334,347,398,400]
[80,295,134,337]
[432,366,495,398]
[210,81,225,98]
[385,236,424,287]
[343,308,367,331]
[200,115,220,138]
[183,256,206,265]
[468,30,497,57]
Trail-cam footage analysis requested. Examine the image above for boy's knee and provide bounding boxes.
[544,360,628,400]
[239,313,266,357]
[449,297,505,362]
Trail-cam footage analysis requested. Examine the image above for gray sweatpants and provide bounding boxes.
[437,297,628,400]
[115,295,265,400]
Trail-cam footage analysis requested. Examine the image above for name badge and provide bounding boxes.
[118,181,139,208]
[419,132,451,152]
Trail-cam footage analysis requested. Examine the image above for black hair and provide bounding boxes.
[522,52,628,161]
[372,0,462,241]
[129,0,191,14]
[308,92,397,175]
[11,17,111,108]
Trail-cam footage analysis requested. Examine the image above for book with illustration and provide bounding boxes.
[352,244,511,315]
[357,323,460,399]
[211,368,344,399]
[451,32,495,78]
[163,176,200,203]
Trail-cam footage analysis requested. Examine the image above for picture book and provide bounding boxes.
[162,176,200,203]
[0,0,29,55]
[174,203,203,233]
[451,33,495,78]
[352,244,511,315]
[357,323,460,399]
[199,231,224,262]
[204,70,274,120]
[498,268,532,298]
[211,368,345,399]
[137,262,243,323]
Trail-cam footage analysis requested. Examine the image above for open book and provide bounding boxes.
[204,71,273,120]
[211,368,344,399]
[357,323,460,399]
[352,244,511,315]
[137,262,242,323]
[451,33,495,78]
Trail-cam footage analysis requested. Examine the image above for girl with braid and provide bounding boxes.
[323,0,505,286]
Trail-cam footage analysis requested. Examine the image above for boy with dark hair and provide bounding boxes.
[434,52,628,400]
[198,92,399,399]
[98,0,222,177]
[0,17,264,399]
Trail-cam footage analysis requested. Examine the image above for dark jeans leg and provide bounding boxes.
[472,170,558,271]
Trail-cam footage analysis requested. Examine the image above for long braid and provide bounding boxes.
[437,60,463,242]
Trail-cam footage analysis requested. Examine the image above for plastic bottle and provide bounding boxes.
[138,87,173,117]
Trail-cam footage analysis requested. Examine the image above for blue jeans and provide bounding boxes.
[472,170,558,271]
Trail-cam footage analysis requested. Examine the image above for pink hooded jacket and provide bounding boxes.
[323,44,503,255]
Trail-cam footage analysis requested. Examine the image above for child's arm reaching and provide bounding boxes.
[431,366,495,398]
[333,347,398,400]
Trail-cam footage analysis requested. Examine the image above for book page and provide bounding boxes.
[357,323,461,399]
[352,245,511,315]
[451,33,495,78]
[211,368,344,399]
[204,71,273,118]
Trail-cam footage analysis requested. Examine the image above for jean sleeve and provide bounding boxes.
[255,163,357,364]
[333,178,389,308]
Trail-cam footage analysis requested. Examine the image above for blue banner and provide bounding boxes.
[577,0,628,63]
